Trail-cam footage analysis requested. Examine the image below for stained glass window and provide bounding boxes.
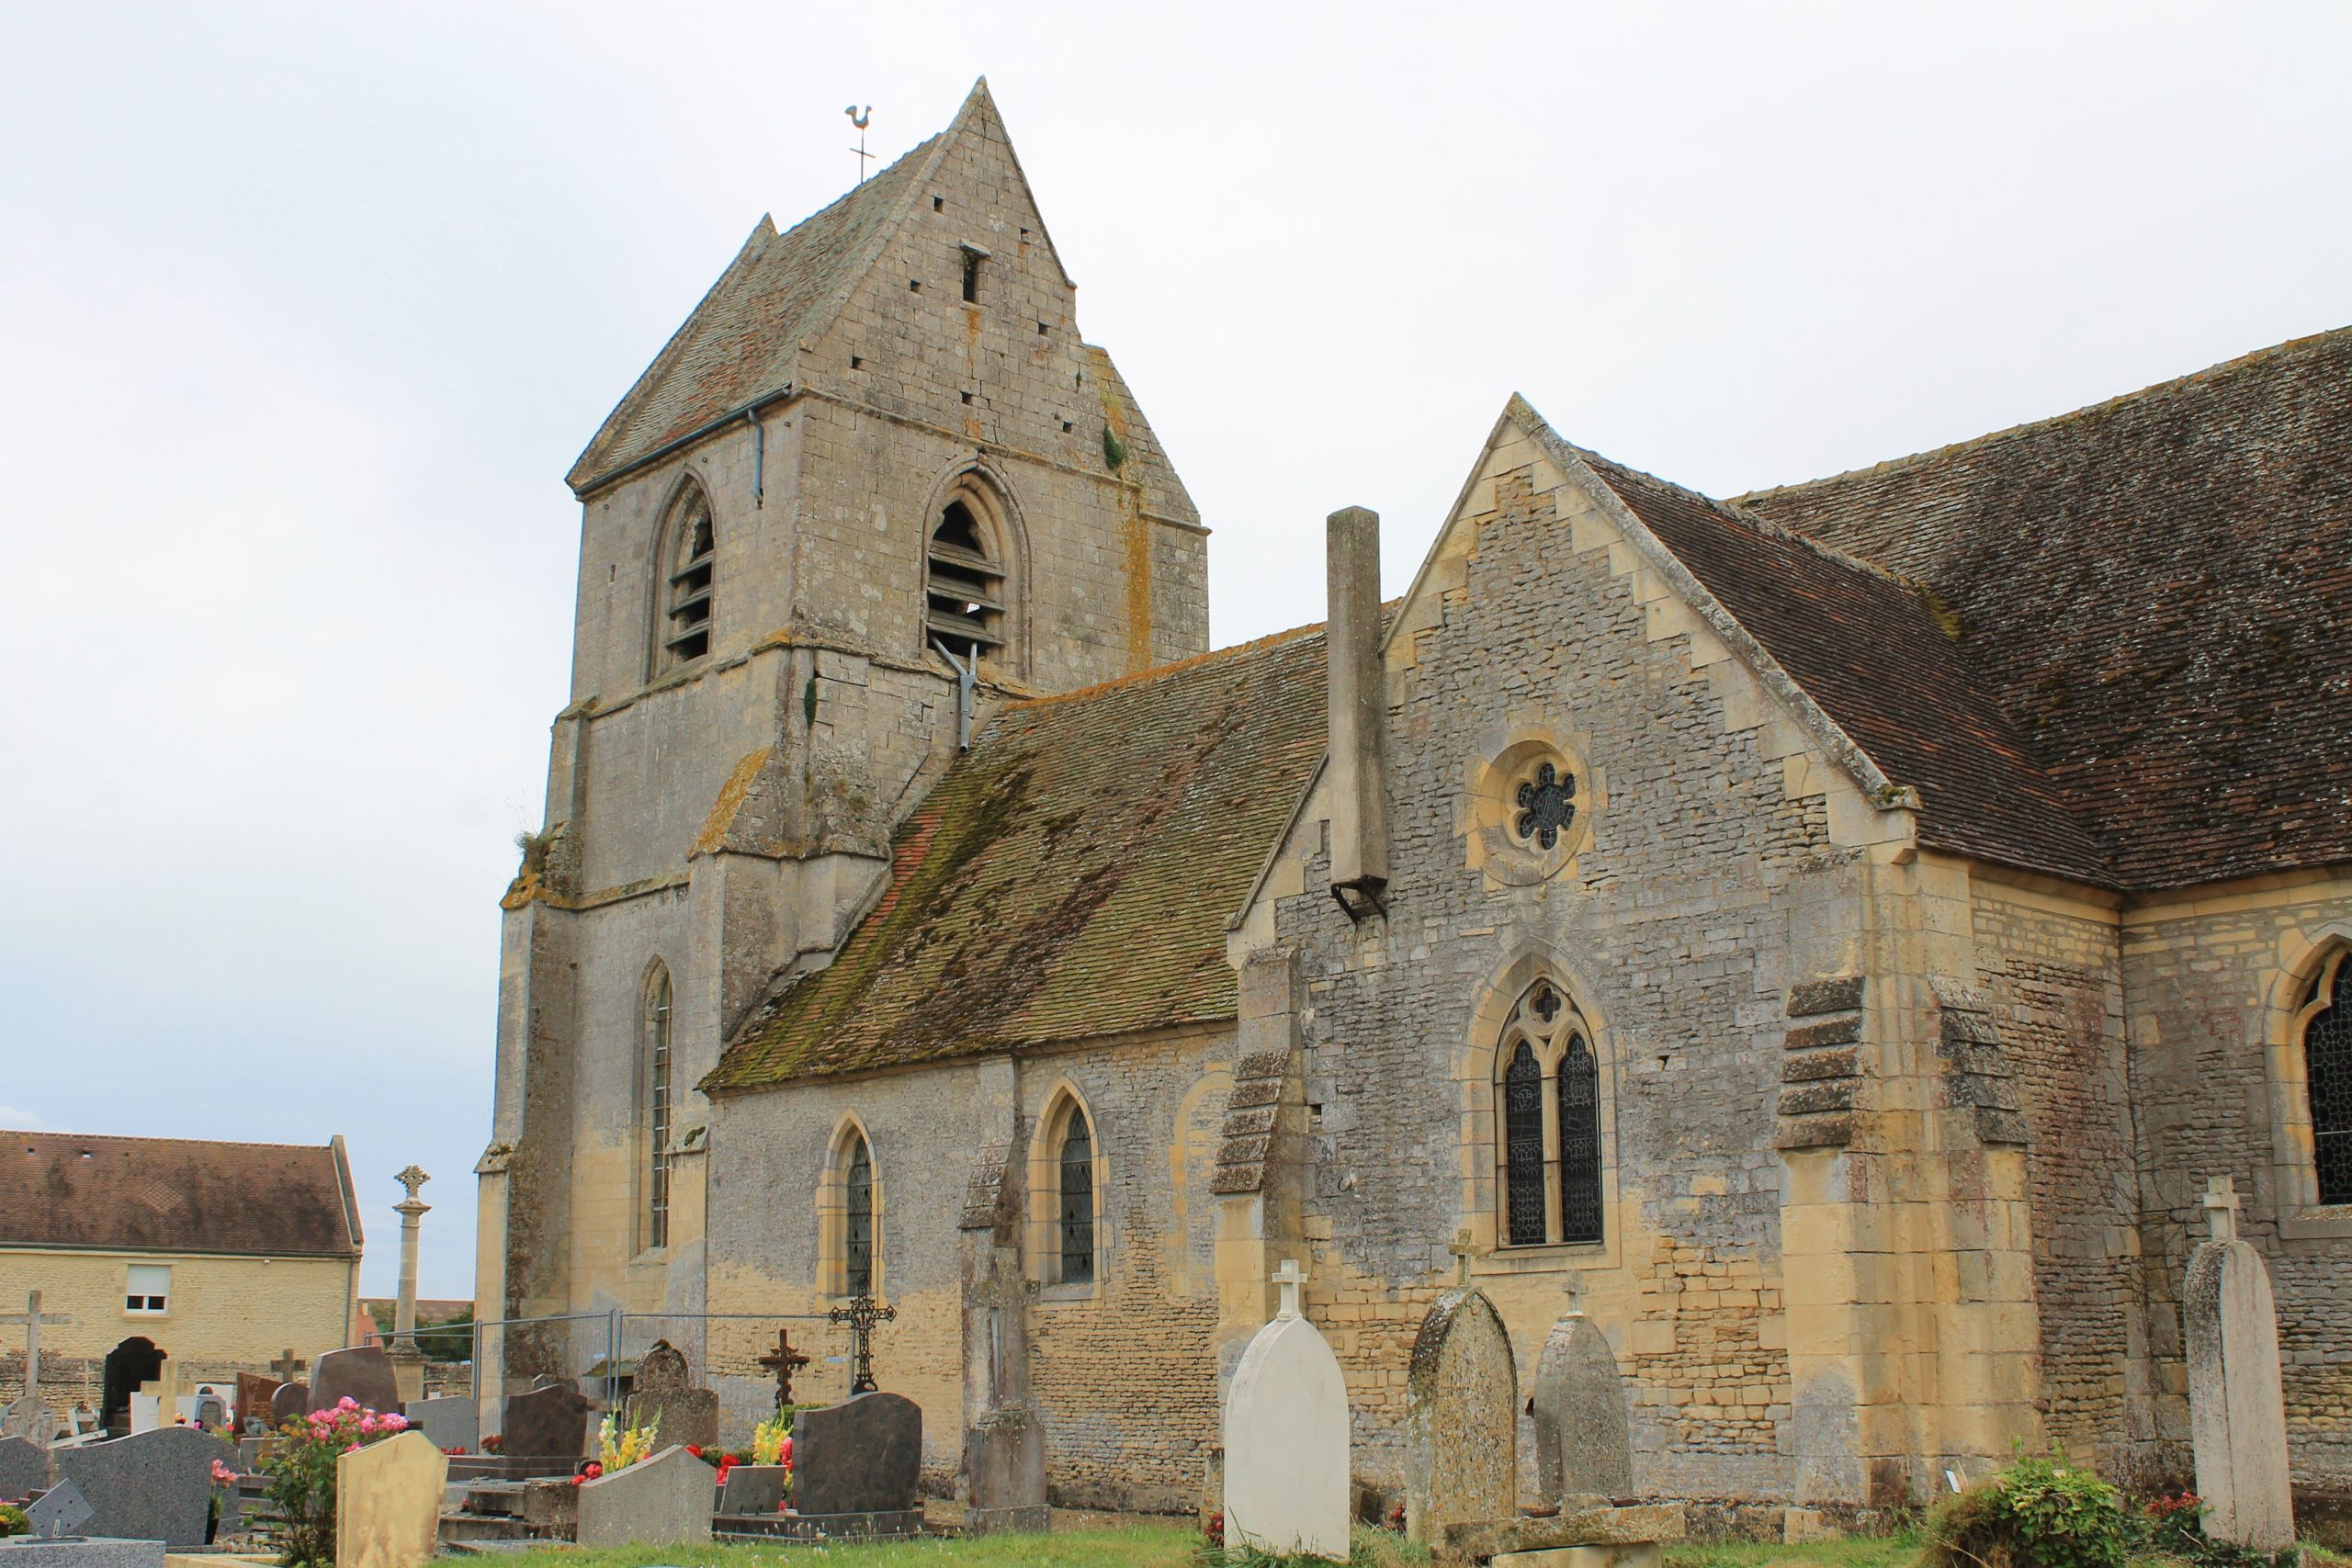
[1504,1041,1547,1246]
[2308,957,2351,1206]
[845,1134,874,1296]
[1059,1114,1096,1284]
[1557,1035,1603,1245]
[1513,761,1575,850]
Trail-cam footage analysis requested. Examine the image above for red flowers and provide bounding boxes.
[570,1461,606,1487]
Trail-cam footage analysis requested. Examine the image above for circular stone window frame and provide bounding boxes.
[1463,720,1602,887]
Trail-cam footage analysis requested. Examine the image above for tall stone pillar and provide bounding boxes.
[2186,1176,2295,1552]
[390,1165,431,1405]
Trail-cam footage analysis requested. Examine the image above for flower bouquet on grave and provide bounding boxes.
[596,1412,657,1473]
[257,1397,410,1566]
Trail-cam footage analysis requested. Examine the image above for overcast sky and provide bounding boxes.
[4,3,2346,1300]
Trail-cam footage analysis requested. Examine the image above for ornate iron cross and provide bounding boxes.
[756,1328,812,1408]
[828,1293,897,1394]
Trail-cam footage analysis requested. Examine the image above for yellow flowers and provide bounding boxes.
[597,1412,658,1472]
[752,1411,791,1466]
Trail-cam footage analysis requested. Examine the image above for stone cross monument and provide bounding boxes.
[1,1291,72,1446]
[2185,1175,2296,1551]
[390,1165,432,1403]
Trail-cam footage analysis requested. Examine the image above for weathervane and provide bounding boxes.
[845,105,874,184]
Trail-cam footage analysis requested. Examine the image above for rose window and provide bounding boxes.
[1513,762,1576,850]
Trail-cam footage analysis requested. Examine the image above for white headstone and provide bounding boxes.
[1222,1259,1350,1561]
[128,1393,161,1434]
[2185,1176,2296,1551]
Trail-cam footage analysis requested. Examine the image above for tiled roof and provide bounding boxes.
[703,626,1329,1090]
[0,1131,362,1258]
[566,133,943,493]
[1739,328,2352,889]
[1565,443,2114,886]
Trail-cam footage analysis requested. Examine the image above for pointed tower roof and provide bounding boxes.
[569,81,1010,495]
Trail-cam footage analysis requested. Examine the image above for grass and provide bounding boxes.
[1666,1535,1925,1568]
[492,1519,1201,1568]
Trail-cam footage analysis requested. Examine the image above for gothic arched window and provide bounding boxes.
[1494,978,1607,1248]
[2303,950,2351,1206]
[924,486,1008,659]
[845,1131,876,1296]
[644,965,673,1251]
[1058,1111,1095,1285]
[661,484,717,668]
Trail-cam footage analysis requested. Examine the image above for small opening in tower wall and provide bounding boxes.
[961,390,975,404]
[1037,321,1048,335]
[932,195,944,211]
[662,490,717,667]
[851,355,863,370]
[909,278,921,292]
[961,249,982,303]
[926,497,1005,658]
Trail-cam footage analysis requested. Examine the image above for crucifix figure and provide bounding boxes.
[1272,1258,1308,1320]
[828,1292,898,1395]
[1448,1228,1476,1287]
[270,1349,307,1383]
[756,1328,812,1408]
[3,1291,72,1395]
[2203,1174,2242,1243]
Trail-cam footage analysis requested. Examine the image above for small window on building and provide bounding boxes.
[925,495,1006,657]
[1057,1111,1095,1285]
[2304,951,2351,1205]
[125,1264,169,1314]
[646,967,673,1250]
[1501,1041,1545,1246]
[661,487,716,667]
[845,1133,875,1296]
[961,247,983,304]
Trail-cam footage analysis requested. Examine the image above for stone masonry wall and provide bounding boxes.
[2124,876,2352,1495]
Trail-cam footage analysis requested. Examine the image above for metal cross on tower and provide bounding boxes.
[827,1292,897,1395]
[756,1328,812,1409]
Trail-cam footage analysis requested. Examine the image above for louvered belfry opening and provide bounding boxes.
[925,497,1004,656]
[663,491,716,666]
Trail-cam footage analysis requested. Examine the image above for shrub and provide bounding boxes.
[1925,1450,2133,1568]
[0,1505,27,1538]
[255,1398,409,1566]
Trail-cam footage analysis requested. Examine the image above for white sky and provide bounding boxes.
[3,2,2346,1300]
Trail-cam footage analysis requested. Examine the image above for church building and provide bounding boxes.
[478,80,2352,1515]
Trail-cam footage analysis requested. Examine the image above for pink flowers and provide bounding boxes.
[209,1460,238,1486]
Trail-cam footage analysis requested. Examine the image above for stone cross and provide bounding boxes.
[1563,1270,1586,1314]
[1272,1259,1308,1319]
[756,1329,812,1408]
[1448,1228,1476,1287]
[827,1293,898,1395]
[2,1291,71,1391]
[2204,1174,2241,1242]
[270,1349,307,1382]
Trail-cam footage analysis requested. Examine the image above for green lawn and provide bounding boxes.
[491,1519,1204,1568]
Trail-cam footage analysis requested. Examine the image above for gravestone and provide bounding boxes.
[270,1383,311,1426]
[1531,1301,1633,1503]
[233,1374,281,1431]
[573,1445,713,1550]
[191,1392,227,1433]
[2185,1176,2296,1551]
[718,1461,787,1516]
[334,1430,447,1568]
[308,1347,402,1415]
[0,1433,51,1499]
[0,1394,55,1449]
[501,1381,594,1470]
[54,1424,236,1549]
[790,1393,922,1519]
[1404,1281,1519,1544]
[1223,1260,1350,1560]
[621,1339,718,1450]
[25,1474,92,1537]
[404,1393,477,1454]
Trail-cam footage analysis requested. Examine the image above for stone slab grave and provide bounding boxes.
[1453,1501,1686,1568]
[0,1475,164,1568]
[54,1425,237,1550]
[574,1444,712,1550]
[404,1394,476,1455]
[718,1393,923,1540]
[717,1462,786,1517]
[1531,1295,1633,1505]
[1405,1265,1519,1545]
[499,1381,595,1474]
[307,1347,402,1416]
[1223,1260,1350,1560]
[269,1384,311,1426]
[335,1430,447,1568]
[0,1435,51,1500]
[2186,1176,2297,1552]
[621,1339,718,1450]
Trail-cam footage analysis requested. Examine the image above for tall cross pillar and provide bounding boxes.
[390,1165,432,1403]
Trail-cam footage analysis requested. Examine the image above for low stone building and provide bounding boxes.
[479,78,2352,1513]
[0,1131,364,1428]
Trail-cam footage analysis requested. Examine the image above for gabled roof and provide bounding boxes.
[567,82,1005,494]
[703,626,1329,1090]
[1739,327,2352,889]
[1556,434,2113,886]
[0,1131,363,1258]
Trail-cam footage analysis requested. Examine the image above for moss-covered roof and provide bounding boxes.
[703,626,1329,1091]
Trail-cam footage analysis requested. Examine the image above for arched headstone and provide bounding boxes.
[1532,1307,1632,1502]
[1404,1280,1517,1543]
[2186,1177,2295,1551]
[1223,1260,1349,1560]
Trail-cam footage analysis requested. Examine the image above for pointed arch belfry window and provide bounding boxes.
[2303,949,2352,1205]
[924,479,1012,660]
[1494,977,1607,1248]
[661,483,716,668]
